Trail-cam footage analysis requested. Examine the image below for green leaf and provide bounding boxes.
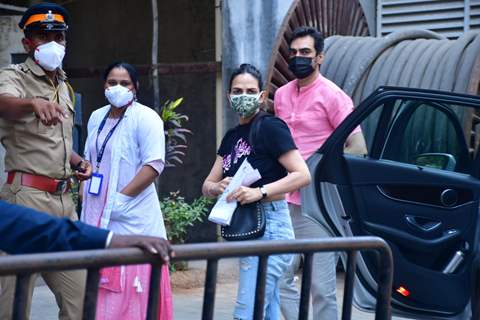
[157,97,192,168]
[161,193,213,247]
[170,97,184,111]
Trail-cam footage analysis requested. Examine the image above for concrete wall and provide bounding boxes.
[222,0,294,131]
[0,15,24,184]
[359,0,377,36]
[0,16,23,67]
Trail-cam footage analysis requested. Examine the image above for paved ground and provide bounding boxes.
[30,259,409,319]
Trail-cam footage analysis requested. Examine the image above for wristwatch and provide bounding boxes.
[259,185,268,199]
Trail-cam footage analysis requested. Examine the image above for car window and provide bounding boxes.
[380,99,473,174]
[342,98,478,174]
[355,107,382,154]
[356,100,408,156]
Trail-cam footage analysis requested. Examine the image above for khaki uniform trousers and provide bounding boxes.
[0,176,86,320]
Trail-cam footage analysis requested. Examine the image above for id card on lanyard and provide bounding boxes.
[89,109,125,196]
[88,173,103,195]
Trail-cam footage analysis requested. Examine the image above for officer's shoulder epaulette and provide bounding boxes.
[18,63,30,73]
[2,63,29,74]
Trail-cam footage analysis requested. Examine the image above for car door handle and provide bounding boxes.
[364,222,460,252]
[405,215,442,232]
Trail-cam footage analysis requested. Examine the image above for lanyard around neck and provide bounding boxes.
[94,108,127,171]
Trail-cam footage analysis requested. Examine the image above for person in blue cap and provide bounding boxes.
[0,2,93,319]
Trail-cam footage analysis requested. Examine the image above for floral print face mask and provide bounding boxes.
[229,93,262,118]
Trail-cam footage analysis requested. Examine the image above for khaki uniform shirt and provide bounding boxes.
[0,57,75,179]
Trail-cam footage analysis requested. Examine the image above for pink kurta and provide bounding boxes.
[82,117,172,320]
[274,74,361,205]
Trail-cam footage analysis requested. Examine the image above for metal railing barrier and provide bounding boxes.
[0,236,393,320]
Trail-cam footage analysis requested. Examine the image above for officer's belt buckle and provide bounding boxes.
[55,180,69,193]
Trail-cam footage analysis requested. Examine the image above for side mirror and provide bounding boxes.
[414,153,456,171]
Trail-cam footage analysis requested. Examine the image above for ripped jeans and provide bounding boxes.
[233,200,295,320]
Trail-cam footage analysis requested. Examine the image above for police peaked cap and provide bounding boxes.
[19,2,69,31]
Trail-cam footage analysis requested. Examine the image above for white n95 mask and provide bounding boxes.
[104,85,134,108]
[34,41,65,71]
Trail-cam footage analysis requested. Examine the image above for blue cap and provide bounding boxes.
[19,2,69,31]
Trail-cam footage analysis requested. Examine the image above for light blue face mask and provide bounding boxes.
[229,93,262,118]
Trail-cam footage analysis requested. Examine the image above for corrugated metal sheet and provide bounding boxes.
[379,0,478,39]
[471,1,480,32]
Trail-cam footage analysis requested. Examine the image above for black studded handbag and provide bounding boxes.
[221,201,266,241]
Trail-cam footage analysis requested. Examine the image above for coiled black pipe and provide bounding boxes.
[321,30,480,105]
[320,30,480,154]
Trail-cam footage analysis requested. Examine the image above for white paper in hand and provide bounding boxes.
[242,168,261,187]
[208,158,261,225]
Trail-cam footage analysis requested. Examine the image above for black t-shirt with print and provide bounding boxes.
[217,116,297,188]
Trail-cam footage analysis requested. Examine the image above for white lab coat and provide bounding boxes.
[81,102,167,239]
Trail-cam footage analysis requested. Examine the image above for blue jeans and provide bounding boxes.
[279,204,339,320]
[233,200,295,320]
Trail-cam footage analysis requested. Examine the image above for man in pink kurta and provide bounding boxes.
[274,26,366,320]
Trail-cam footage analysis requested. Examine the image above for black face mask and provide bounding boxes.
[288,56,315,79]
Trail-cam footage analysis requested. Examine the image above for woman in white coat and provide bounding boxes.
[81,62,172,320]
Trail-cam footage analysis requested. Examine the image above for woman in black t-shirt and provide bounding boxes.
[202,64,311,320]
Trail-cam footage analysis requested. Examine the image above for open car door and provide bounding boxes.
[302,87,480,319]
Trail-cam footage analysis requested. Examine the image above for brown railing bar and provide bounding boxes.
[0,237,393,320]
[0,250,161,276]
[201,259,218,320]
[146,263,162,320]
[298,253,314,320]
[82,268,100,320]
[375,246,393,320]
[12,274,31,320]
[253,256,269,320]
[0,237,391,276]
[342,250,357,320]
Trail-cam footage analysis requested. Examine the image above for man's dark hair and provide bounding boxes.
[229,63,263,92]
[288,26,324,54]
[24,29,33,39]
[103,61,139,92]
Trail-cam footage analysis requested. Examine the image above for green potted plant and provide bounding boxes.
[160,98,192,167]
[158,98,215,270]
[161,191,212,270]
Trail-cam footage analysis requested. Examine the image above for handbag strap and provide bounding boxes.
[248,111,271,155]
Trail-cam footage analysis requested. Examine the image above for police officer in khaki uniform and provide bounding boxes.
[0,3,93,319]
